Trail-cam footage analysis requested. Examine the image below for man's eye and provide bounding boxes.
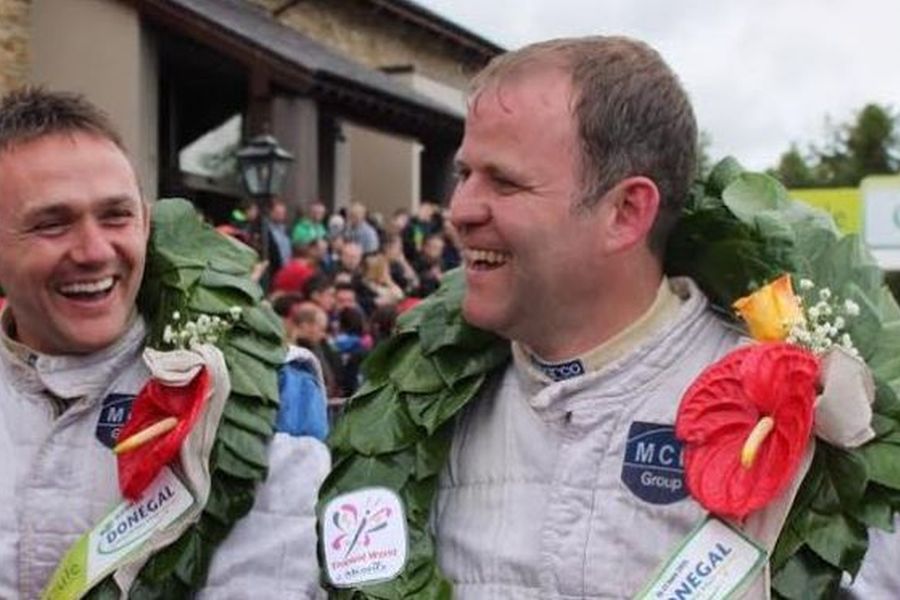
[493,176,522,194]
[102,210,134,225]
[32,221,67,236]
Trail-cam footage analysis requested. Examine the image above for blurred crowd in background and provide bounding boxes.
[217,198,460,409]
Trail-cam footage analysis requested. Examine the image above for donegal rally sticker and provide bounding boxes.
[42,467,193,600]
[635,516,766,600]
[323,487,408,587]
[621,421,688,504]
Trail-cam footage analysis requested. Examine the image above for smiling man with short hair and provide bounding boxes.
[0,88,328,599]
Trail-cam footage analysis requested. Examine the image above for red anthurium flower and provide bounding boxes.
[116,367,211,500]
[675,343,819,520]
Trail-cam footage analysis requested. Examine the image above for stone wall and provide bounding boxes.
[0,0,30,94]
[248,0,485,89]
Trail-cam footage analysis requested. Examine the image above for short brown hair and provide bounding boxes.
[471,36,697,257]
[0,87,125,154]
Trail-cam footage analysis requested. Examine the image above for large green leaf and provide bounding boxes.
[402,476,439,529]
[218,421,269,468]
[413,422,454,481]
[223,346,279,404]
[240,304,284,342]
[722,172,790,224]
[213,440,267,481]
[222,394,276,437]
[199,269,263,303]
[705,156,745,197]
[347,386,420,454]
[853,485,896,532]
[228,331,285,366]
[772,548,840,600]
[323,453,416,500]
[406,376,485,435]
[203,474,255,525]
[859,438,900,488]
[816,443,869,511]
[389,349,446,394]
[803,511,868,574]
[189,285,249,316]
[151,199,256,273]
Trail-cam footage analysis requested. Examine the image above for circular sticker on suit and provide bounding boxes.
[322,487,408,587]
[621,421,688,504]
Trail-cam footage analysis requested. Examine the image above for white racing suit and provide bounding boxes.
[0,317,329,599]
[434,277,900,599]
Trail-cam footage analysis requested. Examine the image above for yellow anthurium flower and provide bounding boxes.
[732,274,805,342]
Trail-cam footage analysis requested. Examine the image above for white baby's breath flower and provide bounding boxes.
[783,277,861,357]
[160,309,238,350]
[229,306,242,321]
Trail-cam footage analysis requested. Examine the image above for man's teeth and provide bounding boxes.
[59,277,114,295]
[467,249,510,265]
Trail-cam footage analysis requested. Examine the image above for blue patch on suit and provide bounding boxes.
[530,356,585,381]
[621,421,687,504]
[95,393,135,449]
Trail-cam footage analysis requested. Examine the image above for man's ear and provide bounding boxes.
[600,176,660,254]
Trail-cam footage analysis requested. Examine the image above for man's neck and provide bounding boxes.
[520,262,664,362]
[514,277,683,383]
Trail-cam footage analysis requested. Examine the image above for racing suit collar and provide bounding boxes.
[0,308,147,401]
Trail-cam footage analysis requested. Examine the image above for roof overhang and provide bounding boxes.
[135,0,465,141]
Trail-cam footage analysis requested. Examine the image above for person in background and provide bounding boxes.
[291,200,328,248]
[336,240,364,282]
[401,201,438,262]
[389,208,410,235]
[369,304,399,345]
[271,244,315,295]
[358,252,405,315]
[383,232,419,295]
[334,282,360,314]
[304,273,337,317]
[265,199,292,276]
[413,232,446,297]
[289,301,341,400]
[344,202,380,254]
[332,306,372,397]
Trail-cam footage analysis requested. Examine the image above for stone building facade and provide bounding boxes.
[0,0,30,94]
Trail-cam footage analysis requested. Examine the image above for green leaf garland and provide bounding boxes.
[84,198,286,599]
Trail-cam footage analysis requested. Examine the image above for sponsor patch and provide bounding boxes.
[95,393,135,449]
[635,516,766,600]
[530,356,586,381]
[621,421,688,504]
[322,487,408,587]
[42,467,194,600]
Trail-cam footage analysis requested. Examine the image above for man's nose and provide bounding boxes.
[449,179,491,232]
[70,220,116,265]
